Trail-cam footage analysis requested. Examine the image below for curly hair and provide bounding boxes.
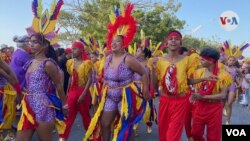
[200,47,220,61]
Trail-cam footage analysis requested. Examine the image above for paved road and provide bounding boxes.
[29,98,250,141]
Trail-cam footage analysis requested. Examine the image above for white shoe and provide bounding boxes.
[240,95,248,105]
[147,126,152,134]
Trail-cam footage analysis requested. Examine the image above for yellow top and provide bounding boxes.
[218,61,225,70]
[150,55,199,95]
[193,68,232,94]
[66,59,93,86]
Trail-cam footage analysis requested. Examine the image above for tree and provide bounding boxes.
[182,35,220,51]
[133,1,185,43]
[58,0,185,45]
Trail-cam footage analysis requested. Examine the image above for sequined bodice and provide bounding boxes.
[104,55,134,88]
[25,59,52,94]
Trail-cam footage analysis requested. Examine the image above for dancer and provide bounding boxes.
[150,30,200,141]
[84,3,150,141]
[89,51,100,114]
[16,1,67,141]
[224,56,239,124]
[191,47,232,141]
[134,45,157,134]
[0,57,22,141]
[59,41,93,141]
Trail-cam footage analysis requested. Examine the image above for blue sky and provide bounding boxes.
[1,0,249,56]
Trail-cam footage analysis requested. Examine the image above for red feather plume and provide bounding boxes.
[106,3,137,50]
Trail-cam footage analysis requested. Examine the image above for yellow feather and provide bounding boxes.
[120,3,125,17]
[83,86,108,141]
[37,0,43,18]
[128,45,133,54]
[133,42,137,55]
[50,0,57,16]
[109,9,116,24]
[149,40,153,50]
[155,42,162,50]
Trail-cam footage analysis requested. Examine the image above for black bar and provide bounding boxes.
[222,125,250,141]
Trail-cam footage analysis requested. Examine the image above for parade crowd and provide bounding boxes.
[0,0,250,141]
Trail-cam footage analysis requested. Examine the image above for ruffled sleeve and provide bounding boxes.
[187,53,200,78]
[66,59,73,75]
[78,60,93,86]
[147,57,162,80]
[216,70,232,93]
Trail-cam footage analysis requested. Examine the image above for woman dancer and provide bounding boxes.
[84,4,150,141]
[16,33,67,141]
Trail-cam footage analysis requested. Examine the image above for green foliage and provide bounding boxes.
[133,1,185,43]
[182,35,220,51]
[58,0,185,45]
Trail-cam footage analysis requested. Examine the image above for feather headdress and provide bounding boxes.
[106,3,137,50]
[223,40,249,59]
[26,0,63,47]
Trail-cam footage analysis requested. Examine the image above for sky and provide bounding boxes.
[0,0,249,56]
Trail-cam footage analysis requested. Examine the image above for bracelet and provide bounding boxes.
[13,83,22,94]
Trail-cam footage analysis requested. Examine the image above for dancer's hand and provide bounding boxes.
[62,104,69,117]
[189,95,196,103]
[143,91,151,101]
[193,92,203,100]
[77,94,85,104]
[204,75,218,81]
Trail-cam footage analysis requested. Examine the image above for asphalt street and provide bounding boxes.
[29,98,250,141]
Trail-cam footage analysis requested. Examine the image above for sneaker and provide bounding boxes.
[225,120,230,125]
[240,95,248,105]
[147,126,152,134]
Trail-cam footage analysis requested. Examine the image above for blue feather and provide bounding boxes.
[240,43,249,51]
[32,0,38,17]
[115,7,120,17]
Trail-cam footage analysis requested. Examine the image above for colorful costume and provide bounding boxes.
[153,56,198,141]
[0,77,16,130]
[18,0,66,133]
[133,63,157,130]
[191,68,232,141]
[84,54,146,141]
[18,59,66,134]
[184,53,200,139]
[89,61,101,105]
[59,58,92,139]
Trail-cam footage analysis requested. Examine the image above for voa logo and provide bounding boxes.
[219,10,239,31]
[226,129,246,136]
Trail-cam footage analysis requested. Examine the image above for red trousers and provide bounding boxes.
[191,101,222,141]
[158,96,187,141]
[185,95,197,138]
[59,86,91,139]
